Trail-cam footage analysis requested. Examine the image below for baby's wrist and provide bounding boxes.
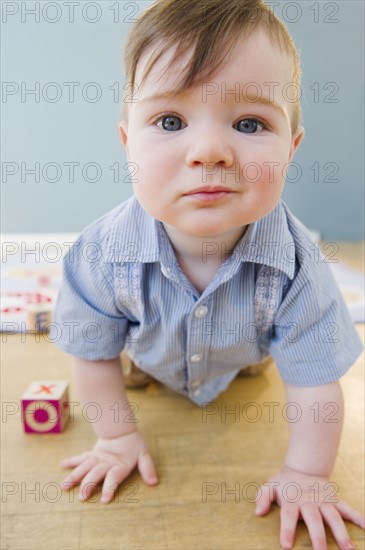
[283,463,330,479]
[94,425,139,441]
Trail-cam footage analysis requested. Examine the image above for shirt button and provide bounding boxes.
[194,305,208,318]
[193,389,201,396]
[190,353,203,363]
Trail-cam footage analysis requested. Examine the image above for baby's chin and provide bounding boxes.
[167,220,246,239]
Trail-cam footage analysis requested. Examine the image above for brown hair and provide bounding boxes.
[122,0,302,133]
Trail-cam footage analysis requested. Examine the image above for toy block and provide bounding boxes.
[21,381,69,434]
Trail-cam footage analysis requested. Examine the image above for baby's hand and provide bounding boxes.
[59,430,158,503]
[255,467,365,550]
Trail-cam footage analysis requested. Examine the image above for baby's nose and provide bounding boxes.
[185,130,234,168]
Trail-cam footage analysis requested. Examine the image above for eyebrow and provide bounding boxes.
[139,91,288,119]
[138,91,184,104]
[243,94,288,118]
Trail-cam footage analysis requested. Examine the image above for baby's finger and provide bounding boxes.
[138,450,158,485]
[100,464,135,503]
[61,458,99,489]
[279,504,300,549]
[300,502,328,550]
[320,504,355,550]
[59,452,92,469]
[335,500,365,531]
[78,463,110,501]
[255,483,274,516]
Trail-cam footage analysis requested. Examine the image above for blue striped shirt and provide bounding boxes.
[50,196,363,405]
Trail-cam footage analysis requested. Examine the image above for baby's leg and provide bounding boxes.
[238,356,272,377]
[121,352,154,388]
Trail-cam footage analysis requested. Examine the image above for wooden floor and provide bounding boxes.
[1,243,364,550]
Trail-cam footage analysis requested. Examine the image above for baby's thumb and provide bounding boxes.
[138,450,158,485]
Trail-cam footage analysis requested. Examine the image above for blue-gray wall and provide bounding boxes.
[2,0,364,239]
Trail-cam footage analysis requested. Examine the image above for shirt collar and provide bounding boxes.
[104,196,295,280]
[104,196,161,263]
[230,200,296,279]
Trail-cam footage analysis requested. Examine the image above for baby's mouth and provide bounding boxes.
[184,186,234,202]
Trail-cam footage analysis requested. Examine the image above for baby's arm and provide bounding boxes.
[284,381,343,478]
[256,381,365,550]
[59,356,158,503]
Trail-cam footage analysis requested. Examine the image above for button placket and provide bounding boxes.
[187,301,211,395]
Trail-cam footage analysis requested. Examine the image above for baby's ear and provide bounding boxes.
[289,125,305,162]
[119,121,128,147]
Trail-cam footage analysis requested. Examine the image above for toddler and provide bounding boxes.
[51,1,364,548]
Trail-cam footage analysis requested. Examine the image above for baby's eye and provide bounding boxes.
[235,118,265,134]
[156,115,186,132]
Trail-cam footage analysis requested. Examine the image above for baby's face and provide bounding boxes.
[120,28,304,239]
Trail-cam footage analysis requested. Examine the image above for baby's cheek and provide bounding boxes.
[262,165,281,188]
[129,160,152,197]
[132,146,173,185]
[255,157,288,190]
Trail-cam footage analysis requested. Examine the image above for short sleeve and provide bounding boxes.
[269,253,363,386]
[49,225,129,360]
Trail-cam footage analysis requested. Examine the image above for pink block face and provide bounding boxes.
[21,381,70,434]
[22,398,69,433]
